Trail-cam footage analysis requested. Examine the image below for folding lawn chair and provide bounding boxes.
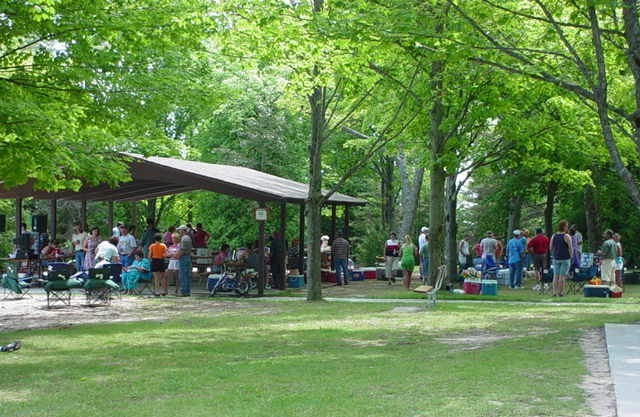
[134,275,153,295]
[568,253,597,294]
[44,267,73,308]
[84,267,119,305]
[413,265,446,308]
[1,264,32,299]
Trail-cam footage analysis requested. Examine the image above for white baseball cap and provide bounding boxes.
[421,226,429,233]
[513,229,521,236]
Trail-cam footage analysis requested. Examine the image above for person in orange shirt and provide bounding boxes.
[148,234,168,296]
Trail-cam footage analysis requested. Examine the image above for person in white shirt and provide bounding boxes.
[71,221,88,272]
[458,234,471,271]
[384,232,400,284]
[95,237,120,265]
[418,226,429,280]
[117,226,137,267]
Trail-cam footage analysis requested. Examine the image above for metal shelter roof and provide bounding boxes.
[0,153,366,206]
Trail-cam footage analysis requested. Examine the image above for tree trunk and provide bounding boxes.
[146,198,157,222]
[584,182,599,253]
[427,11,447,287]
[590,5,640,208]
[622,0,640,159]
[306,80,325,301]
[445,174,458,281]
[397,152,425,238]
[544,181,557,236]
[376,155,396,233]
[506,193,523,238]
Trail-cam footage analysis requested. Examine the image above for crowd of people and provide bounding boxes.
[380,221,625,296]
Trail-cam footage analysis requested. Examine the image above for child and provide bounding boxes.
[148,234,168,296]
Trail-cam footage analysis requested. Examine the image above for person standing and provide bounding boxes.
[83,227,100,270]
[193,223,211,249]
[384,232,400,285]
[613,233,624,287]
[570,225,583,257]
[176,225,193,296]
[117,225,137,267]
[599,229,617,287]
[418,227,429,281]
[71,221,87,272]
[458,234,471,271]
[166,233,181,295]
[400,235,418,290]
[163,226,176,246]
[480,231,498,271]
[112,222,123,238]
[332,232,350,286]
[550,220,573,297]
[506,230,526,289]
[148,234,168,296]
[139,218,159,258]
[527,228,550,284]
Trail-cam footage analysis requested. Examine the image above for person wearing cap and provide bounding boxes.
[176,225,193,296]
[418,226,429,281]
[506,229,526,288]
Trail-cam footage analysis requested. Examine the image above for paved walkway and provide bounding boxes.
[605,324,640,417]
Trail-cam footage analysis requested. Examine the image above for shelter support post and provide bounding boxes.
[49,199,57,239]
[279,201,287,290]
[331,204,337,242]
[107,201,113,236]
[298,203,305,273]
[130,201,138,229]
[257,203,266,297]
[15,198,22,239]
[344,205,350,239]
[80,200,87,230]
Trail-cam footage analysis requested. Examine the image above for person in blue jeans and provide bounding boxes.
[506,229,526,288]
[176,225,193,296]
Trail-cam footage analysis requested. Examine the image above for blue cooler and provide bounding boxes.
[481,279,498,296]
[287,275,305,288]
[351,270,364,281]
[583,285,609,298]
[207,274,222,291]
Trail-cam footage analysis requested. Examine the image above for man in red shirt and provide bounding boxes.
[527,228,550,282]
[193,223,211,248]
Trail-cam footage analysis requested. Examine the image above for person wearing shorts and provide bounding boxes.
[148,234,168,296]
[550,220,573,297]
[527,228,550,283]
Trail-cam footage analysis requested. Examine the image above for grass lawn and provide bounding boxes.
[2,298,640,416]
[308,276,640,304]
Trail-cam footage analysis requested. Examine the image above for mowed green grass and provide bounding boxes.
[2,300,640,417]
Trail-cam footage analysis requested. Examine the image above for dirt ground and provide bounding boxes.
[0,290,264,333]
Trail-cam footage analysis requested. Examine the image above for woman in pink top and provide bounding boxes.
[166,233,181,295]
